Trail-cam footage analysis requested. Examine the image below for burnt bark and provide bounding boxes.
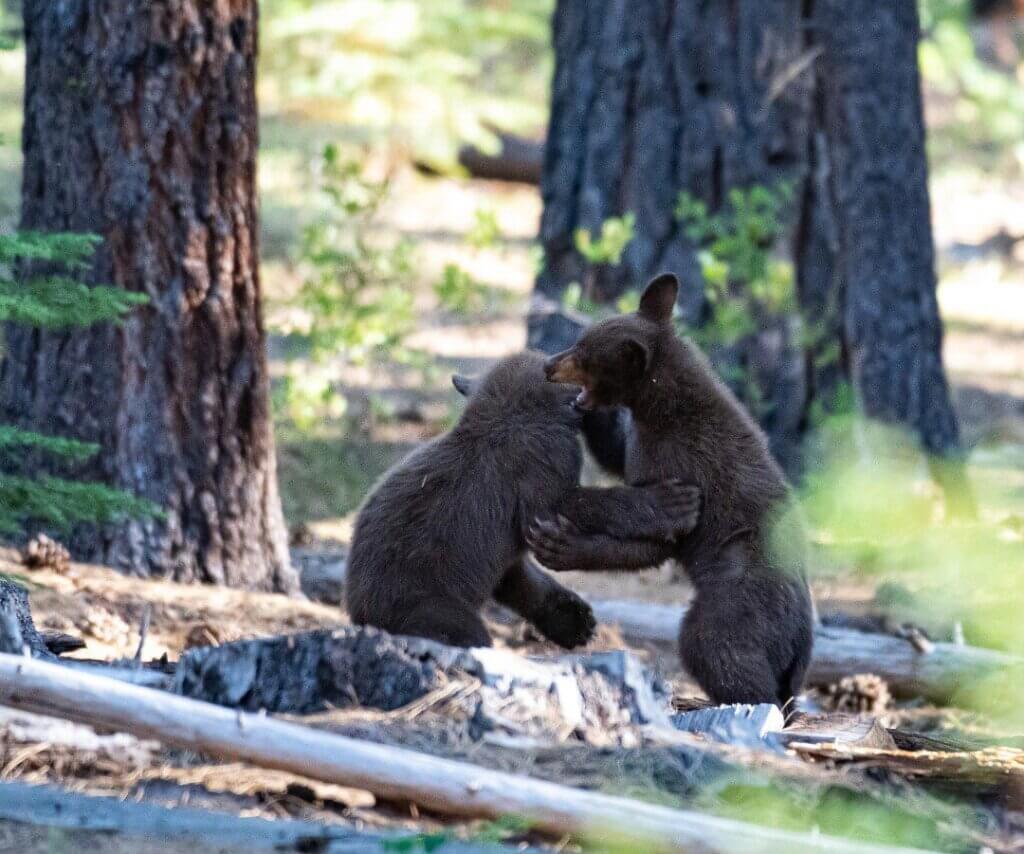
[1,1,296,590]
[804,0,962,459]
[535,0,965,478]
[0,577,53,658]
[536,0,813,313]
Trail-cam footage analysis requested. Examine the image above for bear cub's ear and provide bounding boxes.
[452,374,476,397]
[638,273,679,324]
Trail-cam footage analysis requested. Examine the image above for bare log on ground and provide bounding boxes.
[289,559,1021,706]
[590,599,1023,704]
[0,653,926,853]
[791,742,1024,800]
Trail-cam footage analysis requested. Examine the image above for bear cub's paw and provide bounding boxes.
[646,478,702,538]
[528,515,587,572]
[532,587,596,649]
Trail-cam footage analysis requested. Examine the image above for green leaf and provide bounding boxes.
[574,212,635,265]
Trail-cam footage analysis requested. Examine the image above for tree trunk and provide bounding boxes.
[534,0,965,479]
[803,0,962,459]
[535,0,813,314]
[0,0,296,591]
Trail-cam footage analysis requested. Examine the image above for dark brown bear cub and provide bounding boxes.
[346,350,700,649]
[530,275,814,706]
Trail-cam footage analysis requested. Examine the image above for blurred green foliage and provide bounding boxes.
[698,776,975,852]
[466,206,502,250]
[794,410,1024,728]
[919,0,1024,175]
[261,0,553,167]
[562,279,642,318]
[433,262,492,315]
[676,184,796,348]
[433,207,515,316]
[561,212,640,315]
[574,212,636,267]
[278,144,417,427]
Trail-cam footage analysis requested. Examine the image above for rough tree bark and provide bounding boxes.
[802,0,963,459]
[534,0,812,314]
[0,1,297,591]
[533,0,965,479]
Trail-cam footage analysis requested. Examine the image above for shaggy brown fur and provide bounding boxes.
[529,275,814,706]
[346,351,699,649]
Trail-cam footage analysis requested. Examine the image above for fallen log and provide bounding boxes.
[590,599,1023,705]
[0,653,925,853]
[456,132,544,184]
[0,779,492,852]
[790,742,1024,801]
[290,560,1021,705]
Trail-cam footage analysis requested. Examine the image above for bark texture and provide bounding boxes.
[535,0,964,474]
[806,0,962,457]
[533,0,815,471]
[1,0,296,591]
[536,0,812,314]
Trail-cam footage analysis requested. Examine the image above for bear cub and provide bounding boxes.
[346,350,700,649]
[530,275,814,707]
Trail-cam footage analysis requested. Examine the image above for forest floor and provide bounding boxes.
[1,39,1024,850]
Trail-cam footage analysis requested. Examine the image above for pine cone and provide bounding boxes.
[824,673,891,714]
[21,534,71,573]
[289,522,315,547]
[183,621,239,651]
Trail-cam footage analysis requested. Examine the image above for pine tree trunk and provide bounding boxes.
[804,0,962,458]
[534,0,965,479]
[535,0,813,314]
[0,0,297,591]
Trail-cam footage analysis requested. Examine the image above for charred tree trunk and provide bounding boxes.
[804,0,962,459]
[534,0,965,481]
[0,1,297,591]
[534,0,812,314]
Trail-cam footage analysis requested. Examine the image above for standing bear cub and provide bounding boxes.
[346,350,700,649]
[530,275,814,707]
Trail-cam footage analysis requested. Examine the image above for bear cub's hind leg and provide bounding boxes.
[397,597,493,648]
[494,559,595,649]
